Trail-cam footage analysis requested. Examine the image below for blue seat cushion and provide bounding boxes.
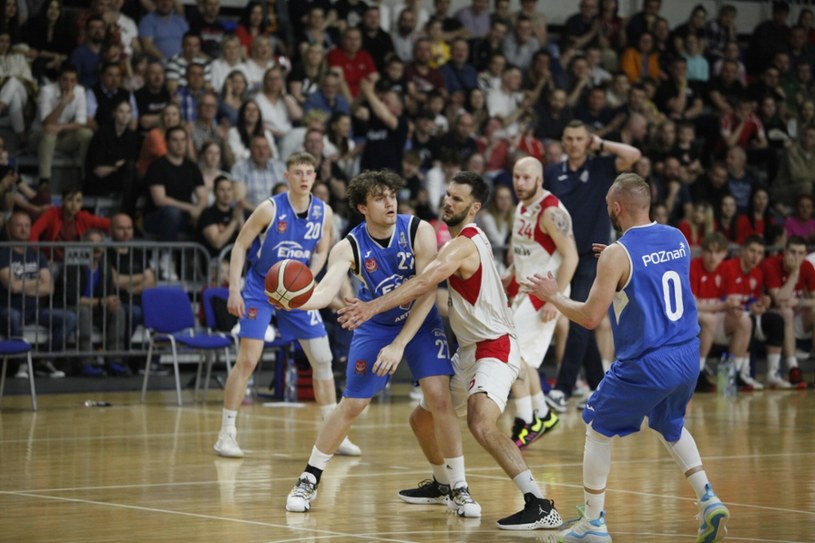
[0,339,33,355]
[172,333,233,349]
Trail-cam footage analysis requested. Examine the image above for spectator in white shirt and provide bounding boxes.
[30,64,93,183]
[487,64,527,136]
[210,33,248,94]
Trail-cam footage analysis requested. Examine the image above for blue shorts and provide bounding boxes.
[239,273,326,341]
[582,339,699,442]
[344,313,454,399]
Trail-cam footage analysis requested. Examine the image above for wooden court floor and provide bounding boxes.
[0,384,813,543]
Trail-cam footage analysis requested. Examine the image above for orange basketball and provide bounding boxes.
[264,259,315,310]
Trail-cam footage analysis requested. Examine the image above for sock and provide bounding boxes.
[309,446,333,469]
[432,463,450,486]
[512,470,543,499]
[444,456,466,489]
[514,396,534,423]
[699,357,706,372]
[583,426,612,519]
[320,403,337,420]
[767,353,781,376]
[786,356,798,370]
[302,467,321,485]
[221,409,237,432]
[734,357,750,378]
[601,359,612,373]
[531,392,550,419]
[687,470,710,500]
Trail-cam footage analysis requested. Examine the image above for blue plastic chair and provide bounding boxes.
[201,287,296,399]
[140,287,233,406]
[0,339,36,411]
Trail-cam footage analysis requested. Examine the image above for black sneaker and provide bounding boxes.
[398,478,450,505]
[497,493,563,530]
[511,417,527,447]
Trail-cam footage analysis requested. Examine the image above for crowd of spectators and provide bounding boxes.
[2,0,815,381]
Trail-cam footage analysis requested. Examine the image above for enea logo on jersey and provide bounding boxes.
[375,274,412,310]
[272,241,311,260]
[354,360,366,375]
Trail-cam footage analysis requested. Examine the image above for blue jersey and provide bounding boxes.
[347,214,430,327]
[249,193,327,282]
[610,223,699,360]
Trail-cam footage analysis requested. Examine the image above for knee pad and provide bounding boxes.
[760,312,785,347]
[300,337,334,380]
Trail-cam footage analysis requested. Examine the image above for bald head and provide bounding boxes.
[111,213,134,242]
[512,156,544,202]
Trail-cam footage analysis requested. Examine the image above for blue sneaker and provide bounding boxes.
[697,484,729,543]
[559,508,611,543]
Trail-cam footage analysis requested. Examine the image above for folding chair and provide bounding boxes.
[0,339,36,411]
[201,287,296,399]
[140,287,233,406]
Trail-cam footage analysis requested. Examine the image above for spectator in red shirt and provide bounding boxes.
[678,200,714,251]
[690,232,752,392]
[719,235,788,389]
[29,186,112,261]
[761,235,815,386]
[720,96,768,154]
[327,27,378,99]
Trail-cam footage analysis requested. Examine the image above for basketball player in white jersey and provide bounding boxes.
[340,172,563,531]
[505,157,578,448]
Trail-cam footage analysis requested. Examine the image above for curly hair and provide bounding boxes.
[346,170,405,212]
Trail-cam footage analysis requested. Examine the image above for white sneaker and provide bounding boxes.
[213,431,245,458]
[409,386,424,401]
[739,372,764,390]
[545,390,567,413]
[14,365,29,379]
[448,485,482,518]
[35,361,65,378]
[286,472,318,512]
[767,375,793,389]
[336,436,361,456]
[159,253,179,281]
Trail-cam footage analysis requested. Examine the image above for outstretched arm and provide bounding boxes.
[297,239,354,311]
[522,242,628,329]
[339,234,475,329]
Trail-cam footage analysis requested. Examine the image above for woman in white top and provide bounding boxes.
[198,141,227,206]
[210,34,248,94]
[0,32,36,145]
[253,66,302,141]
[227,99,278,161]
[243,36,277,92]
[479,183,514,249]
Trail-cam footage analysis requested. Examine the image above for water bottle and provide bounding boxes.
[726,357,738,398]
[717,354,730,396]
[84,400,112,407]
[284,358,298,403]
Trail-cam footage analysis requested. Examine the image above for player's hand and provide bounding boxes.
[337,297,374,330]
[539,303,559,322]
[519,272,558,302]
[227,290,246,318]
[372,344,404,376]
[592,243,608,258]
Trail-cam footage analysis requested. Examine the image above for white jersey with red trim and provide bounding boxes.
[447,223,515,348]
[510,190,569,310]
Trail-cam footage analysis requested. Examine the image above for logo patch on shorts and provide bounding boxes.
[354,360,366,375]
[277,220,287,233]
[247,307,258,320]
[364,258,377,273]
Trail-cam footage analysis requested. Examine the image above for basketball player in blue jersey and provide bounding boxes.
[523,173,729,543]
[213,152,361,459]
[284,170,481,517]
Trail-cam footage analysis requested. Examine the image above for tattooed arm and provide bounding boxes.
[540,206,579,295]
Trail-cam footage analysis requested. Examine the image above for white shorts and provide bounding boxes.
[794,312,812,340]
[449,334,521,417]
[710,313,730,346]
[511,294,564,369]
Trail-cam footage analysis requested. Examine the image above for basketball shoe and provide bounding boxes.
[496,493,562,530]
[788,367,807,389]
[336,437,361,456]
[558,507,611,543]
[398,478,450,505]
[213,430,244,458]
[766,373,793,389]
[696,484,729,543]
[447,485,482,518]
[545,390,568,413]
[286,472,318,512]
